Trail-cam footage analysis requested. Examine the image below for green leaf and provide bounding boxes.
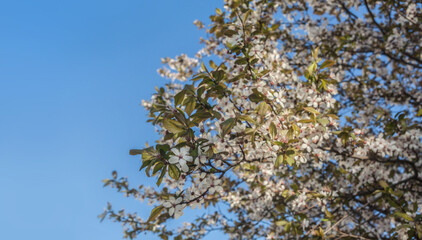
[269,122,277,138]
[394,212,414,222]
[212,111,222,120]
[319,79,328,91]
[174,90,185,106]
[185,98,196,116]
[288,139,300,144]
[221,118,236,137]
[153,162,164,175]
[307,62,317,75]
[212,70,224,81]
[141,147,156,161]
[156,144,170,153]
[163,118,185,134]
[147,205,164,222]
[386,197,400,209]
[339,132,349,145]
[248,92,264,103]
[312,46,319,59]
[191,73,206,82]
[243,9,252,23]
[286,128,294,140]
[317,118,329,126]
[276,220,288,226]
[286,149,295,156]
[201,61,208,73]
[320,60,335,69]
[292,123,300,136]
[379,180,389,189]
[197,86,206,98]
[285,155,295,166]
[156,166,167,187]
[258,69,271,78]
[327,114,339,120]
[304,70,310,80]
[275,154,283,168]
[145,163,154,177]
[257,102,270,116]
[209,60,217,69]
[102,179,111,187]
[238,115,256,124]
[304,107,320,115]
[325,208,333,218]
[168,164,181,180]
[285,222,292,232]
[184,84,195,95]
[140,160,152,171]
[299,119,314,123]
[319,227,324,237]
[416,224,422,238]
[129,149,144,155]
[98,211,107,222]
[235,58,248,65]
[191,111,213,124]
[250,58,259,65]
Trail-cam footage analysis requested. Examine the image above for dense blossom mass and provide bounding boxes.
[100,0,422,239]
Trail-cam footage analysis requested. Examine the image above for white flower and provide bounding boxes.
[194,147,207,166]
[295,154,307,164]
[302,218,309,230]
[301,139,311,152]
[173,205,184,219]
[311,135,319,144]
[163,196,183,218]
[207,178,223,194]
[169,147,193,172]
[406,3,418,23]
[267,90,286,107]
[189,198,203,210]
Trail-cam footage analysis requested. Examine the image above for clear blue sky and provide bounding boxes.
[0,1,222,239]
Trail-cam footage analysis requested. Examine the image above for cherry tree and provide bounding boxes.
[100,0,422,239]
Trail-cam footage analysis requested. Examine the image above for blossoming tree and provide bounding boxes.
[100,0,422,239]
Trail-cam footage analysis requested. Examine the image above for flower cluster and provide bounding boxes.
[103,1,422,239]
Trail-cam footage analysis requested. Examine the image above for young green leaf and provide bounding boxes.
[320,60,335,69]
[304,107,320,115]
[285,155,295,166]
[129,149,144,155]
[269,122,277,138]
[185,98,196,116]
[275,154,283,168]
[257,102,270,116]
[221,118,236,137]
[238,115,256,124]
[394,212,414,222]
[156,166,167,187]
[326,114,339,120]
[163,118,185,134]
[168,164,181,180]
[147,205,164,222]
[174,90,186,106]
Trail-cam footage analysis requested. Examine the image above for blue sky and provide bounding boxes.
[0,1,222,239]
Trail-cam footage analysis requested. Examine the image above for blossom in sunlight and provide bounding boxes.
[169,147,193,172]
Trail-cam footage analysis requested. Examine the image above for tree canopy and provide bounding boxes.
[100,0,422,239]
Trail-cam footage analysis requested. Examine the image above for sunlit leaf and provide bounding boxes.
[163,118,185,134]
[147,205,164,222]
